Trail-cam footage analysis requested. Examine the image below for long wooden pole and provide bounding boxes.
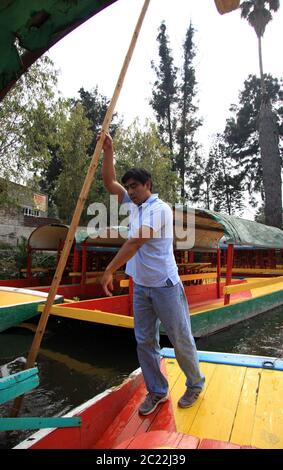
[11,0,151,417]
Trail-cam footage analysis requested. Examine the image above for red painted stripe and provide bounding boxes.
[115,431,200,449]
[148,361,176,433]
[58,295,130,315]
[198,438,241,449]
[94,380,147,448]
[177,434,200,449]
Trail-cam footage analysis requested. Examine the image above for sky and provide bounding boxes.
[48,0,283,218]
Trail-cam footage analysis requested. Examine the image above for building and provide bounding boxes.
[0,178,60,246]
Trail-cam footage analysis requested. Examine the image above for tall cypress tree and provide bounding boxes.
[150,22,178,169]
[176,22,202,202]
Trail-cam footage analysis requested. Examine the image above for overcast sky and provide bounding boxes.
[48,0,283,218]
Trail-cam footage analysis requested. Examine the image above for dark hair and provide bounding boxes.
[121,168,152,190]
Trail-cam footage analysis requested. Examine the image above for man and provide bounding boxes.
[100,132,205,416]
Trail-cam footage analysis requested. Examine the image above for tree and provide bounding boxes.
[74,87,122,155]
[114,120,180,204]
[53,103,92,223]
[150,22,178,166]
[224,74,283,208]
[0,55,59,184]
[191,135,245,215]
[240,0,282,227]
[176,22,202,202]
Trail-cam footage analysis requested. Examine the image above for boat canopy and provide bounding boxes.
[174,208,283,250]
[0,0,239,100]
[75,226,127,247]
[28,224,69,250]
[74,207,283,251]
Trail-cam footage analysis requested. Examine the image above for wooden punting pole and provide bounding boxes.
[11,0,151,418]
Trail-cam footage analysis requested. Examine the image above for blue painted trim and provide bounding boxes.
[75,246,119,252]
[0,417,81,431]
[0,367,38,390]
[161,347,283,371]
[0,376,39,405]
[0,368,40,405]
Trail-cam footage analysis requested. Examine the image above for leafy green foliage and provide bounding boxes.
[150,22,178,160]
[74,86,122,154]
[176,23,202,201]
[150,21,202,202]
[0,55,59,184]
[224,74,283,203]
[114,120,180,204]
[191,135,245,215]
[52,103,93,223]
[240,0,280,37]
[240,1,282,227]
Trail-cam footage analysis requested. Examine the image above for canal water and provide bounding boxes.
[1,306,283,449]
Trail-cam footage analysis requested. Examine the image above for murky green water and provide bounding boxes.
[0,306,283,449]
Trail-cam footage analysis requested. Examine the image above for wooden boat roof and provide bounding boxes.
[27,207,283,251]
[0,1,239,101]
[28,223,69,250]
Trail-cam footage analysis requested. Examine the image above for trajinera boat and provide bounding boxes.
[38,208,283,338]
[0,287,63,333]
[14,348,283,449]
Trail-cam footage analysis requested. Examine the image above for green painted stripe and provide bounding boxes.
[190,288,283,337]
[0,376,39,405]
[0,296,63,333]
[0,417,81,431]
[0,367,38,390]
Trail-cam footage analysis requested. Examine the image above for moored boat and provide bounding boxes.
[37,208,283,337]
[0,287,63,333]
[15,348,283,449]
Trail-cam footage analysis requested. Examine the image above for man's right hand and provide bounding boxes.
[101,269,114,297]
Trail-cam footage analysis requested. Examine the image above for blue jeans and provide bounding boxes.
[133,281,205,396]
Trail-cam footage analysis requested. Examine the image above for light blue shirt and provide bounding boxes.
[121,193,180,287]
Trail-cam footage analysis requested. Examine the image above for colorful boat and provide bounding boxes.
[0,287,63,333]
[38,208,283,337]
[15,348,283,449]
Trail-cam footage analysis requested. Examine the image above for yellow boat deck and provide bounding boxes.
[190,277,283,315]
[0,290,44,306]
[164,356,283,449]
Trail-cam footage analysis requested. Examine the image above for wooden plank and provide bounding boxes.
[0,417,81,431]
[230,368,261,446]
[161,348,283,371]
[0,368,38,390]
[120,272,217,287]
[95,381,147,448]
[41,305,134,329]
[251,370,283,449]
[0,372,39,405]
[224,276,283,295]
[180,273,217,282]
[188,364,246,442]
[167,361,216,435]
[21,268,49,273]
